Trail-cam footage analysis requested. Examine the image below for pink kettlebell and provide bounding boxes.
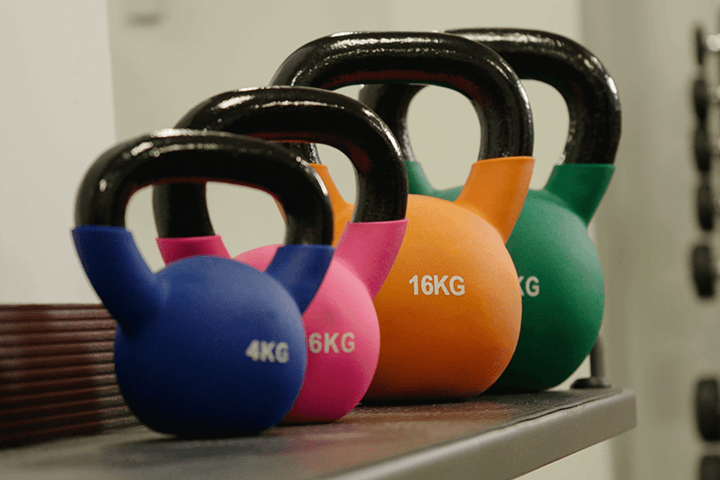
[153,86,408,423]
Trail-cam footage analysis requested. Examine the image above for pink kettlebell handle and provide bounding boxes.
[156,220,407,297]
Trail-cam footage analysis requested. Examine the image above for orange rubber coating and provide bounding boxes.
[456,157,536,242]
[310,157,535,400]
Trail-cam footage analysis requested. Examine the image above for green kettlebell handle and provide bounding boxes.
[448,28,621,165]
[544,164,615,226]
[359,28,622,209]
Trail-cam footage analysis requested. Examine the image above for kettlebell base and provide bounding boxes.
[571,377,612,389]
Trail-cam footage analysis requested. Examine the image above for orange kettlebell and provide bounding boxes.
[272,32,535,400]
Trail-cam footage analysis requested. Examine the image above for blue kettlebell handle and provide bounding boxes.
[73,129,335,319]
[75,129,333,244]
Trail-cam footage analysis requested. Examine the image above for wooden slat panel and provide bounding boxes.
[0,305,137,448]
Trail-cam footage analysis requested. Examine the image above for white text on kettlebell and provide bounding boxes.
[409,275,465,296]
[245,340,289,363]
[518,276,540,297]
[308,332,355,354]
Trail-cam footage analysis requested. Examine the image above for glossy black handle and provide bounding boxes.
[75,129,333,246]
[271,31,533,161]
[360,28,621,165]
[152,87,407,238]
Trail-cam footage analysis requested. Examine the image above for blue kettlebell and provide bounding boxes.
[72,129,335,436]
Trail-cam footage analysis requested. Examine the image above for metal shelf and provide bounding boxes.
[0,387,635,480]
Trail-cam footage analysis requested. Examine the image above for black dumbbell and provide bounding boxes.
[695,127,719,172]
[697,378,720,441]
[694,77,715,126]
[701,455,720,480]
[697,25,713,66]
[693,244,717,298]
[698,174,717,230]
[698,26,707,66]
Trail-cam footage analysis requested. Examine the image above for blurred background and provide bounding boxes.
[1,0,717,478]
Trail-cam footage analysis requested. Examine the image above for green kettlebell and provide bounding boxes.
[359,28,621,391]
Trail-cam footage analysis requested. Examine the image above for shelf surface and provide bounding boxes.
[0,387,635,480]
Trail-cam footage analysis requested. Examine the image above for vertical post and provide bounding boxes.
[572,335,612,389]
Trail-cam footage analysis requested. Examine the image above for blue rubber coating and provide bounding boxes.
[73,226,162,332]
[265,244,335,313]
[72,225,334,435]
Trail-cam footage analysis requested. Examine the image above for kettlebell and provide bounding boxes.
[360,28,621,391]
[152,87,408,421]
[272,32,535,400]
[72,130,335,435]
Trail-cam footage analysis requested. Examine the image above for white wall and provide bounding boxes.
[583,0,720,479]
[0,1,116,303]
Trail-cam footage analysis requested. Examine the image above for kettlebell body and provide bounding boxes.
[360,29,621,391]
[369,196,519,398]
[499,164,613,390]
[77,232,309,434]
[153,87,408,420]
[115,259,305,434]
[73,131,335,435]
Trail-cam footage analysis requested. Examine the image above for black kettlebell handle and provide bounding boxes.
[360,28,621,165]
[75,129,333,246]
[271,31,534,161]
[152,87,407,239]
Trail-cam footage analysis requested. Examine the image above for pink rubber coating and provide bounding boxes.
[156,235,231,264]
[155,220,407,423]
[236,244,376,423]
[334,219,408,299]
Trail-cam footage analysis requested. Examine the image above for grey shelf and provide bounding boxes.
[0,388,635,480]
